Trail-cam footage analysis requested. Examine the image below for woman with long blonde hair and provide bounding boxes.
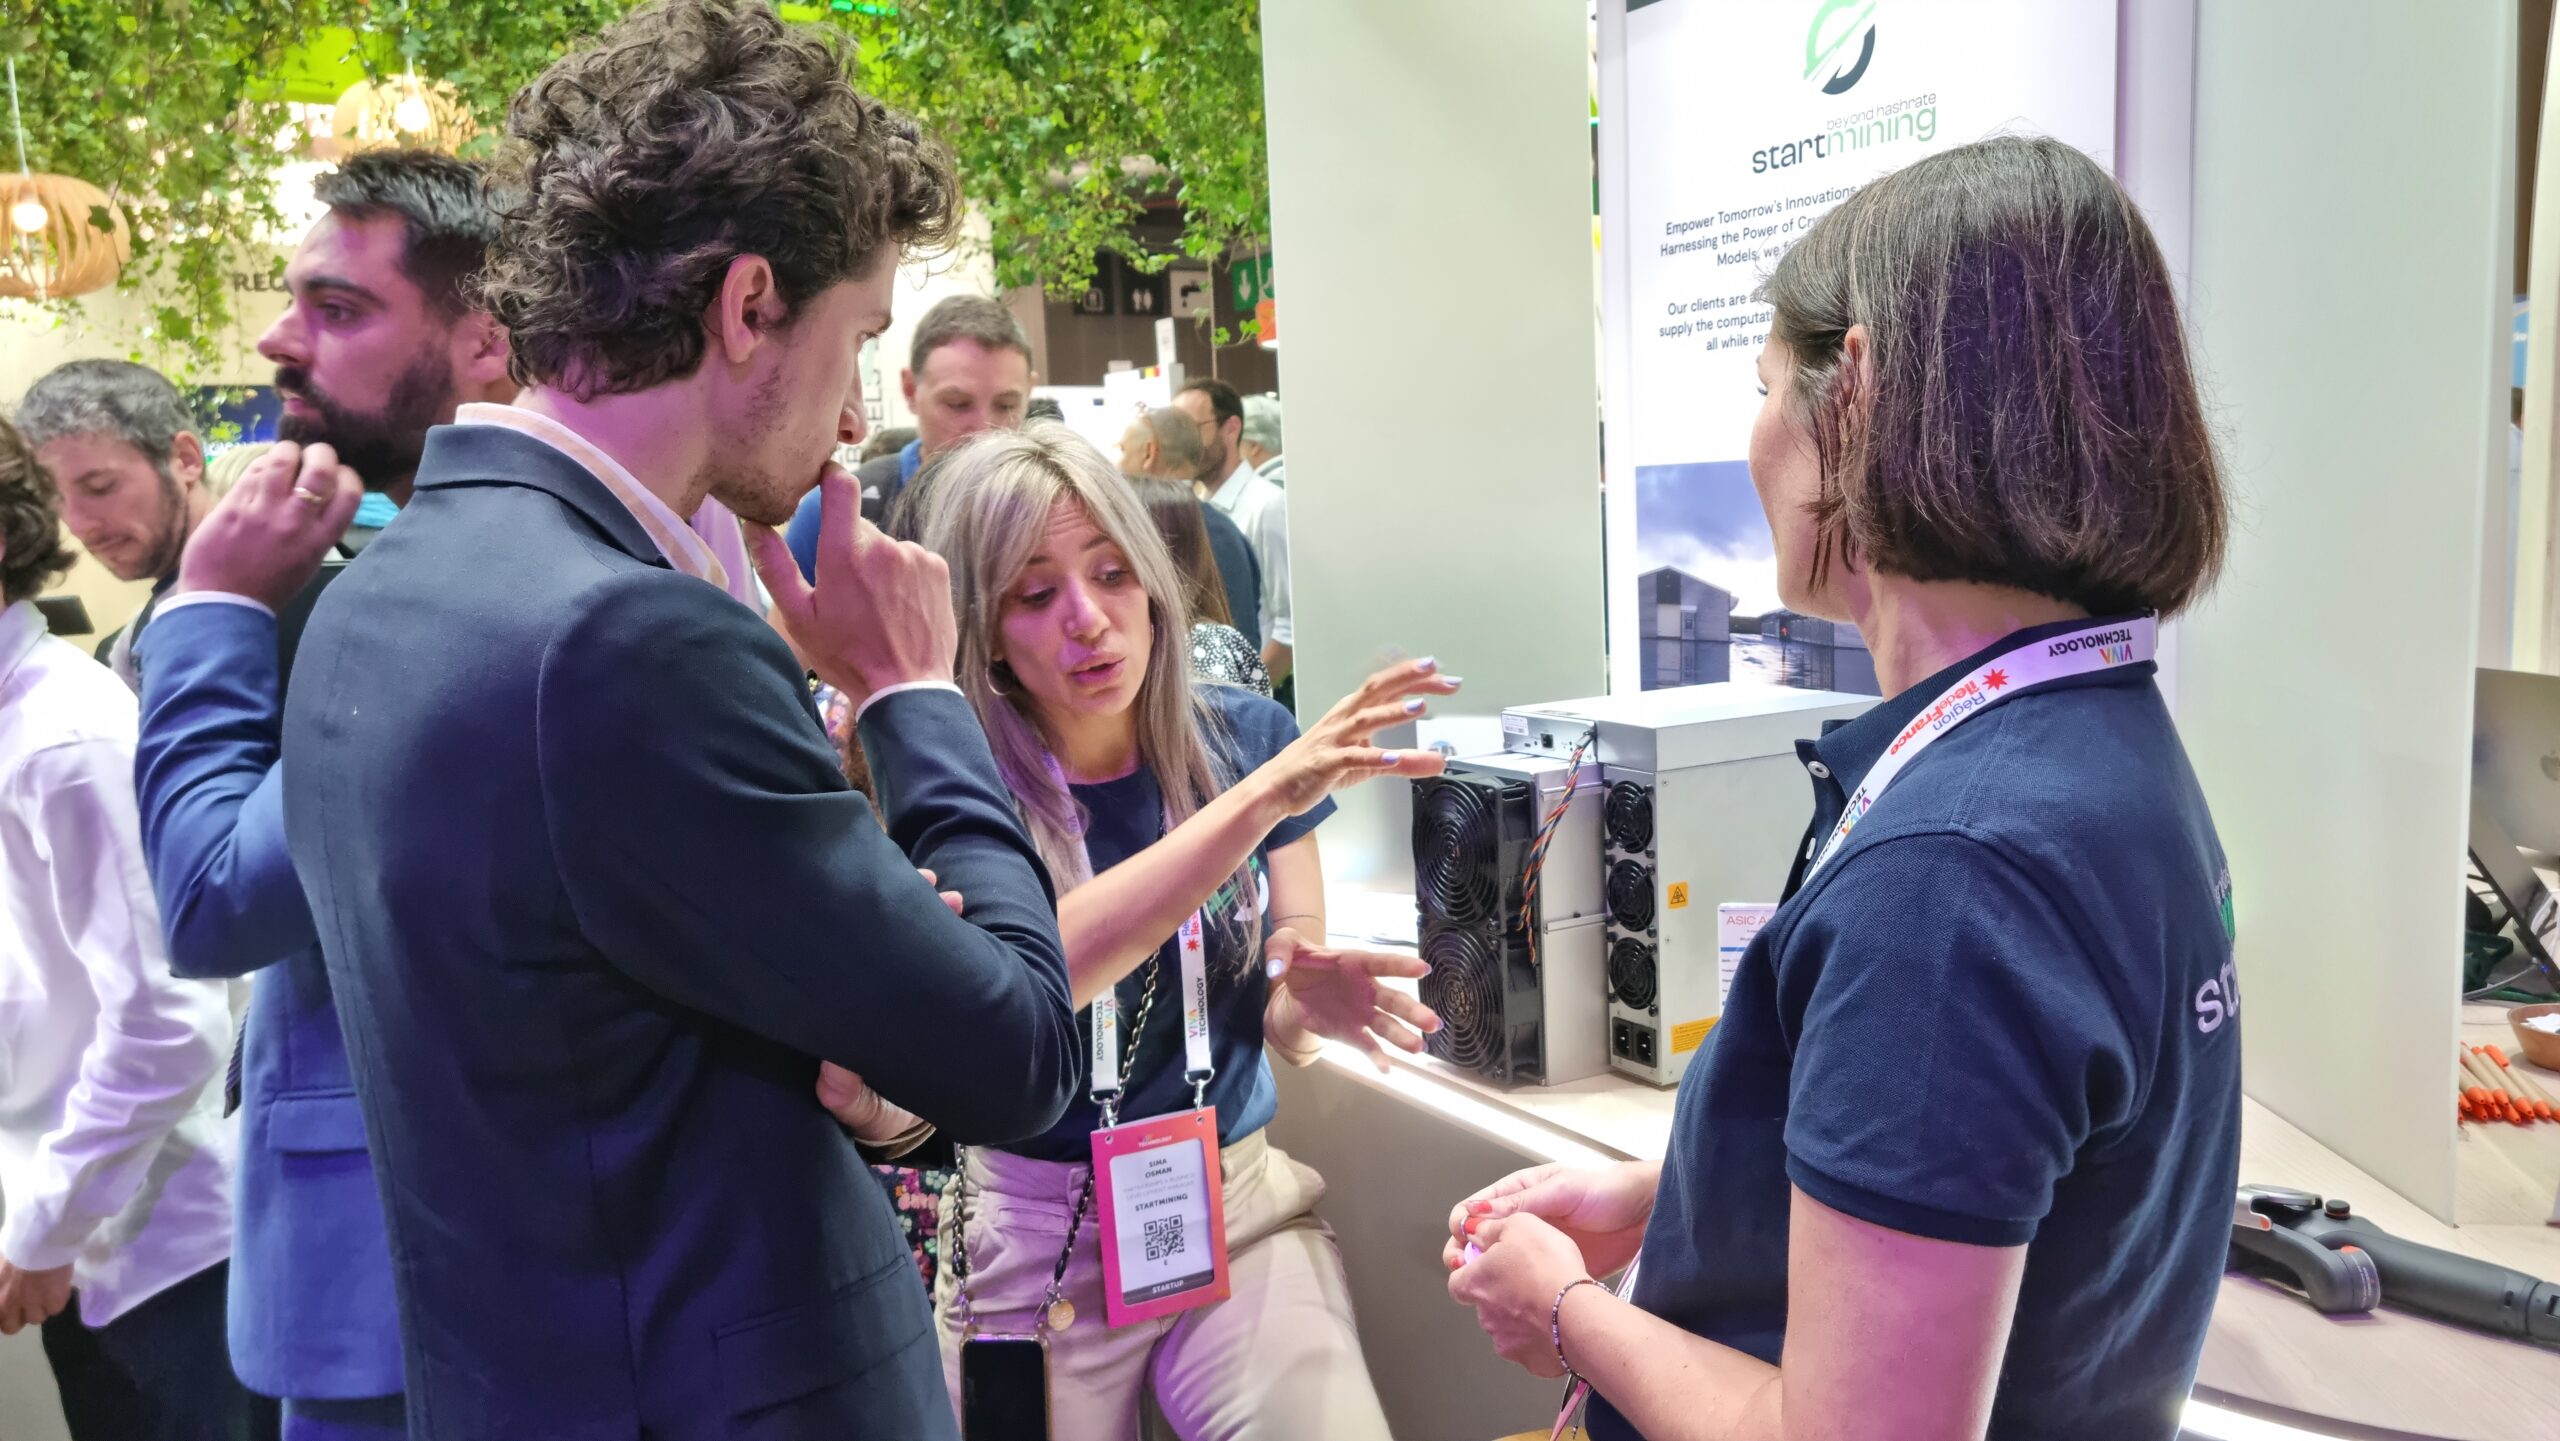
[834,422,1449,1439]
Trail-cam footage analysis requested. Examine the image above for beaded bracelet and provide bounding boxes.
[1551,1276,1606,1383]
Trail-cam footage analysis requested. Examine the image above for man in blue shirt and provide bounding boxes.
[786,292,1032,568]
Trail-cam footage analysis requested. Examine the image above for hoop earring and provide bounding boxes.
[990,661,1020,696]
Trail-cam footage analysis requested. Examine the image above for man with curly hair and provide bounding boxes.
[0,416,259,1441]
[276,3,1078,1437]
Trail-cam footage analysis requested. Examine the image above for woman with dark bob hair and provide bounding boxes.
[1449,135,2238,1441]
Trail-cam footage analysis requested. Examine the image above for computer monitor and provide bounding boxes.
[2470,668,2560,991]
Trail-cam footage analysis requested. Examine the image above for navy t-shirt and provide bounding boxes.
[1590,616,2243,1441]
[1004,684,1331,1163]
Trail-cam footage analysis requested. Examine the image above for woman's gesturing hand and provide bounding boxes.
[1251,657,1462,818]
[1265,928,1440,1071]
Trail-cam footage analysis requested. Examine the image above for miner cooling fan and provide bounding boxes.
[1604,779,1654,852]
[1606,858,1657,932]
[1414,771,1521,931]
[1409,757,1607,1087]
[1419,925,1525,1078]
[1608,936,1658,1013]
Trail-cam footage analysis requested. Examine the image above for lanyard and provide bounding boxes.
[1804,615,2156,883]
[1091,905,1217,1124]
[1043,748,1224,1125]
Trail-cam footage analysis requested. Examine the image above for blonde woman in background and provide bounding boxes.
[202,441,271,500]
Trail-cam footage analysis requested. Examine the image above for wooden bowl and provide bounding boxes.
[2508,1003,2560,1071]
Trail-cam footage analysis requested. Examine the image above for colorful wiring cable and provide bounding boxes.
[1519,726,1598,965]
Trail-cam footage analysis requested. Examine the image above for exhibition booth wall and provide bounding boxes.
[1264,0,2543,1434]
[2179,0,2512,1224]
[1272,0,2512,1229]
[1262,0,1607,895]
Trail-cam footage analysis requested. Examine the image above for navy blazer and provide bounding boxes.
[134,599,403,1402]
[279,424,1079,1440]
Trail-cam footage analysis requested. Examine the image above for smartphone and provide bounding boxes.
[960,1333,1051,1441]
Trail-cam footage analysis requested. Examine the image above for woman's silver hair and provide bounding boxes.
[916,422,1251,920]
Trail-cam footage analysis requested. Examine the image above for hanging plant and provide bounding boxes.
[844,0,1272,334]
[3,0,1278,376]
[2,0,329,378]
[380,0,631,147]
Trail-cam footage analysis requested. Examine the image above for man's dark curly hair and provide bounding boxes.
[477,0,960,399]
[0,416,77,607]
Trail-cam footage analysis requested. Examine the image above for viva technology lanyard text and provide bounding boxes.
[1803,615,2157,884]
[1092,903,1216,1125]
[1000,896,1212,1336]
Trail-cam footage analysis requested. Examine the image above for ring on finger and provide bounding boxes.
[292,486,329,507]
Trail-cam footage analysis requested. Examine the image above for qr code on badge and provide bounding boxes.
[1143,1215,1185,1262]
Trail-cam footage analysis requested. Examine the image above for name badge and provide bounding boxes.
[1091,1106,1230,1328]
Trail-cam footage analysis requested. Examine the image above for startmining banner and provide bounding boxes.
[1599,0,2118,694]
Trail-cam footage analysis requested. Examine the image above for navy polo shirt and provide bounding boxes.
[1590,615,2243,1441]
[1003,684,1331,1163]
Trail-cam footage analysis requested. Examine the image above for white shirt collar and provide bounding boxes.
[1205,455,1257,511]
[452,403,728,592]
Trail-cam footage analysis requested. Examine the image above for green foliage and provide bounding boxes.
[381,0,631,144]
[844,0,1271,304]
[3,0,328,376]
[4,0,1273,376]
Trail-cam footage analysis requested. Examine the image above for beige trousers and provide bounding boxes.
[934,1130,1393,1441]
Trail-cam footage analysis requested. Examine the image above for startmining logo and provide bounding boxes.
[1806,0,1879,96]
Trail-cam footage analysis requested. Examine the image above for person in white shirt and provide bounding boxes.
[0,415,257,1440]
[1176,377,1294,695]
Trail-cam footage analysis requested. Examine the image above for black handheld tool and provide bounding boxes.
[2227,1184,2560,1349]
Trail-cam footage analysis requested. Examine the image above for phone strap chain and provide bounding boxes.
[950,952,1164,1338]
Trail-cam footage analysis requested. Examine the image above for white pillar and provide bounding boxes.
[2180,0,2514,1220]
[1260,0,1606,885]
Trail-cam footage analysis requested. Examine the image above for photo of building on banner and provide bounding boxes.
[1601,0,2120,694]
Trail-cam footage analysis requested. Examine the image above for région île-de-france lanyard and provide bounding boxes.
[1802,614,2157,884]
[1087,903,1233,1329]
